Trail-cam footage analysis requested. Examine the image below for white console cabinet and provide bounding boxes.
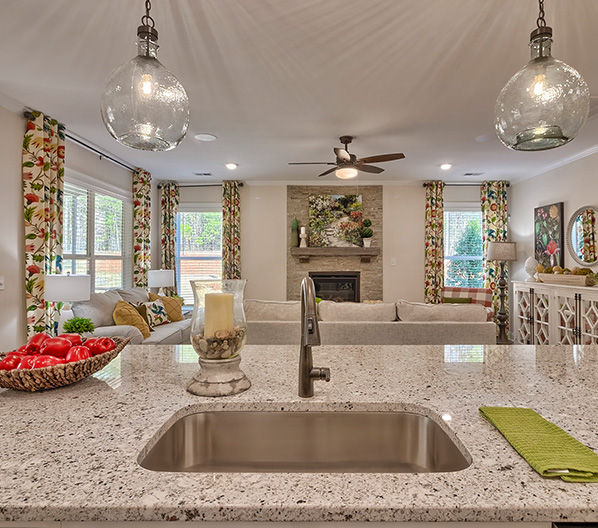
[513,281,598,344]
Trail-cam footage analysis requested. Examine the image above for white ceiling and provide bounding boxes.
[0,0,597,183]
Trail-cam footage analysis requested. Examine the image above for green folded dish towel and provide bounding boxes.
[479,406,598,482]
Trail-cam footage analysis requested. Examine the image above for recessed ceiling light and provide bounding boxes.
[440,163,453,171]
[194,133,218,142]
[225,162,238,170]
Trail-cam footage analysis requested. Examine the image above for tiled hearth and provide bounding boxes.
[286,185,383,301]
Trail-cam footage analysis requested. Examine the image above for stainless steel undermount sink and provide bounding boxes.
[139,411,471,473]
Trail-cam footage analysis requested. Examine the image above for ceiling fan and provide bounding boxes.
[288,136,405,179]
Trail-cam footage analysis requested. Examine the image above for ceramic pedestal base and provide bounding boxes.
[186,356,251,397]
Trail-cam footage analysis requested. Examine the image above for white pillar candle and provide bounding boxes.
[300,226,306,234]
[204,293,234,338]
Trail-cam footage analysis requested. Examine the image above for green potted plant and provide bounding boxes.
[62,317,95,336]
[360,218,373,247]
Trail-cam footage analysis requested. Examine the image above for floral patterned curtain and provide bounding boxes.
[159,181,179,294]
[424,181,445,303]
[481,181,509,316]
[23,110,65,337]
[581,208,597,263]
[222,180,241,280]
[132,168,152,287]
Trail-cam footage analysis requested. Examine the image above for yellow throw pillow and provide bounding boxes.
[113,300,151,338]
[149,293,184,322]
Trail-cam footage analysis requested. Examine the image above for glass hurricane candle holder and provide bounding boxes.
[190,279,247,360]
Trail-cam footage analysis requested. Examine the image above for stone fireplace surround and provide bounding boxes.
[286,185,383,301]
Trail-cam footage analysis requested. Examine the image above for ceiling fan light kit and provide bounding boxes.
[289,136,405,179]
[100,0,190,151]
[495,0,589,151]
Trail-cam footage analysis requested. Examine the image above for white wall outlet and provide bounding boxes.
[390,258,397,267]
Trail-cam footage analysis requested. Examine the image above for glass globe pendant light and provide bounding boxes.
[101,0,190,151]
[495,0,589,151]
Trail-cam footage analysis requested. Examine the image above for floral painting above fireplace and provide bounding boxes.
[308,194,363,247]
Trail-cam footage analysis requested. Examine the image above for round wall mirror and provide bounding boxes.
[567,206,598,265]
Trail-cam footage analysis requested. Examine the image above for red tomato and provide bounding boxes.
[85,337,115,356]
[17,356,38,369]
[39,337,72,358]
[25,332,50,354]
[57,333,83,347]
[0,355,22,371]
[65,346,92,362]
[31,355,66,368]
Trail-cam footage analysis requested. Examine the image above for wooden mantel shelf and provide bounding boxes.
[290,246,380,263]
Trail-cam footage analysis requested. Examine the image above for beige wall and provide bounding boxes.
[240,185,286,300]
[0,105,26,349]
[510,152,598,282]
[383,185,426,302]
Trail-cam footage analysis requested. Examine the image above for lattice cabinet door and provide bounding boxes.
[580,294,598,344]
[514,287,533,344]
[555,293,577,345]
[533,291,551,344]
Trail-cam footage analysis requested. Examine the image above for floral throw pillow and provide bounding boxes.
[137,300,169,328]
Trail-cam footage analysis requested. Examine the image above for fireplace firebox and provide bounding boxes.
[309,272,360,303]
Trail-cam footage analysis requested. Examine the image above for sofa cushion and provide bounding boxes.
[244,299,300,321]
[72,290,123,327]
[149,293,184,322]
[143,322,183,344]
[137,300,170,328]
[116,287,149,304]
[113,301,151,338]
[318,301,397,322]
[396,300,488,322]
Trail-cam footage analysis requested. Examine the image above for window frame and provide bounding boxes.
[443,203,484,288]
[63,175,133,293]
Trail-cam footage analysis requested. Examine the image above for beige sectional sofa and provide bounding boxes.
[245,299,497,345]
[58,288,191,345]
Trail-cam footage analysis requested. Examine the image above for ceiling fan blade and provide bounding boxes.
[288,162,336,165]
[357,153,405,164]
[334,148,351,161]
[318,167,337,177]
[358,165,385,174]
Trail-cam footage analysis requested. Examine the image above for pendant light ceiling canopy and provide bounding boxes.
[495,0,590,151]
[100,0,190,152]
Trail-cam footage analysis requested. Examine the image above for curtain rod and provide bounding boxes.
[157,183,244,189]
[65,133,136,172]
[422,182,511,188]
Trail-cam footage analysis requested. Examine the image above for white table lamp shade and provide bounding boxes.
[487,241,517,262]
[45,274,91,302]
[148,269,175,288]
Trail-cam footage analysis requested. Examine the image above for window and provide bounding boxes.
[176,210,223,305]
[63,182,132,292]
[444,209,483,288]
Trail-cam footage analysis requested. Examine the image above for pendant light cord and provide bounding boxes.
[536,0,546,28]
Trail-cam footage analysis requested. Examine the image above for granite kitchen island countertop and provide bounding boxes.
[1,343,597,523]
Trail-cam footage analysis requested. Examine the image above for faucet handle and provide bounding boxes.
[311,367,331,382]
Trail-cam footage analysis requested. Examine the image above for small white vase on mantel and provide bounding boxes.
[362,238,372,248]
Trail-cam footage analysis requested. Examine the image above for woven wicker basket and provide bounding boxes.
[0,337,130,392]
